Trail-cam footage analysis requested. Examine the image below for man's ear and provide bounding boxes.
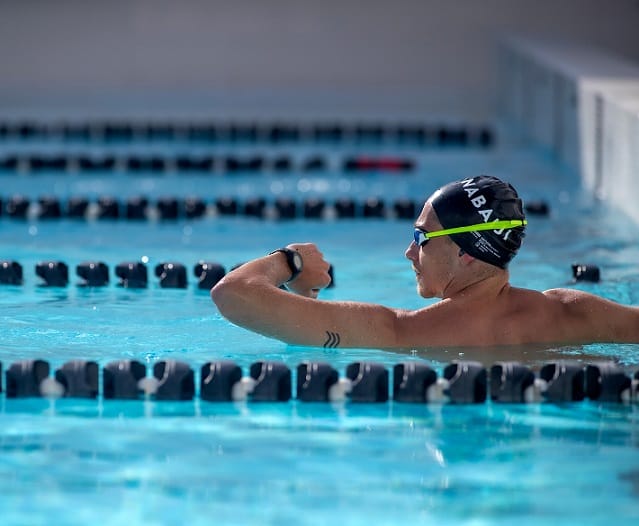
[458,249,475,266]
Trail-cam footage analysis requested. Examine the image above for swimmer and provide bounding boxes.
[211,175,639,350]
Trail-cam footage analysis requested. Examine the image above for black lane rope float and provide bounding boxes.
[0,359,637,404]
[0,121,495,147]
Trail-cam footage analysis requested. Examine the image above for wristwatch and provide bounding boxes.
[269,248,303,282]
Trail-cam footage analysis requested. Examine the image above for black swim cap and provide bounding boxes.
[430,175,526,268]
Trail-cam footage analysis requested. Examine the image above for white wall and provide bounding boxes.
[601,92,639,217]
[499,37,639,224]
[1,0,639,120]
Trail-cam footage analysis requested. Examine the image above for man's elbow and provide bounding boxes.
[210,277,255,324]
[210,278,233,317]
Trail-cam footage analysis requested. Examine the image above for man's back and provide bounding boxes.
[424,286,639,347]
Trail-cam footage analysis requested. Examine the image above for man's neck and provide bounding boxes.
[443,270,510,302]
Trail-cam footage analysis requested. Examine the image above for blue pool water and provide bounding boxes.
[1,136,639,525]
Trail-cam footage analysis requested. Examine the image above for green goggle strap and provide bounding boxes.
[421,219,527,239]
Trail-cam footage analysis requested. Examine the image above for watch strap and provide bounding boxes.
[269,248,302,282]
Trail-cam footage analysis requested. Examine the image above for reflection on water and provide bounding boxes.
[390,342,638,368]
[34,289,69,304]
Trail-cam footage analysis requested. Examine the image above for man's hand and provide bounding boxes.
[285,243,332,298]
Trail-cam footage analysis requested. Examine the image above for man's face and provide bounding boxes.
[405,201,459,299]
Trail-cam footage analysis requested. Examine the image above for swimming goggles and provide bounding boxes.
[413,219,527,247]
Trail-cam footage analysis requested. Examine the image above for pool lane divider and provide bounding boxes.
[0,259,598,288]
[0,196,551,222]
[0,195,419,221]
[0,260,226,289]
[0,153,420,175]
[0,121,495,148]
[2,260,337,289]
[0,359,637,404]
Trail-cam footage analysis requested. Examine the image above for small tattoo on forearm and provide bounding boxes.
[324,331,341,348]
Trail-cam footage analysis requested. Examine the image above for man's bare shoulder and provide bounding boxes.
[544,287,639,342]
[543,287,586,299]
[538,287,626,318]
[541,287,639,317]
[542,287,616,307]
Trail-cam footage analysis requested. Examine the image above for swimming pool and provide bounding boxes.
[1,126,639,525]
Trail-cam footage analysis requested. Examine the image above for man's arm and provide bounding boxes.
[210,243,409,348]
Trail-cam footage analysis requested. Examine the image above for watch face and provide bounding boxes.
[292,252,303,271]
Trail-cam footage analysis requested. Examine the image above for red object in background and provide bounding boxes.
[343,156,415,172]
